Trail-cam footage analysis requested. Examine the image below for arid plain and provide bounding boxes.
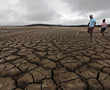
[0,26,110,90]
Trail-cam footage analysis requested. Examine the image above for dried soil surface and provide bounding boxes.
[0,27,110,90]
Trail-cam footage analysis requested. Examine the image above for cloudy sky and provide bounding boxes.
[0,0,110,25]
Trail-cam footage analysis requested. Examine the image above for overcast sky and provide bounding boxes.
[0,0,110,25]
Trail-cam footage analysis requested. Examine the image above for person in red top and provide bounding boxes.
[100,19,108,36]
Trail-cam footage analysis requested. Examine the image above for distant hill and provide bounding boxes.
[25,24,64,27]
[25,24,88,27]
[25,24,110,27]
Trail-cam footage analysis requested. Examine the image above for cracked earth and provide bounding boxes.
[0,27,110,90]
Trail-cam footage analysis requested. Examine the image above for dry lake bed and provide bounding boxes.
[0,26,110,90]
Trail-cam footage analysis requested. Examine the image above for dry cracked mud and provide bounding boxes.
[0,28,110,90]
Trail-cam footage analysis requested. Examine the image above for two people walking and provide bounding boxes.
[88,15,108,41]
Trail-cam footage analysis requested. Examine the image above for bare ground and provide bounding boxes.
[0,26,110,90]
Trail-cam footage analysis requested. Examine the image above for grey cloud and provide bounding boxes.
[0,0,110,25]
[20,0,61,22]
[64,0,110,12]
[63,0,110,24]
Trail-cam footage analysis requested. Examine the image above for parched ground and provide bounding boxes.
[0,27,110,90]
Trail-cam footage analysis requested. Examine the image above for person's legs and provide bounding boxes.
[101,28,105,36]
[89,27,94,41]
[88,27,90,33]
[90,29,93,41]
